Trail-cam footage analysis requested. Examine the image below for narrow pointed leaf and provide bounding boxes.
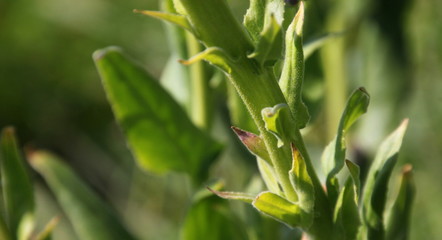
[289,145,314,228]
[261,103,292,147]
[243,0,266,42]
[257,158,281,194]
[333,177,361,240]
[179,47,235,74]
[93,47,222,183]
[247,14,283,66]
[303,33,341,60]
[345,160,361,201]
[35,216,60,240]
[252,191,301,228]
[279,2,309,129]
[322,87,370,177]
[231,126,271,164]
[133,10,194,33]
[208,188,254,204]
[385,165,415,240]
[29,151,135,240]
[322,88,369,206]
[361,119,409,239]
[0,127,34,239]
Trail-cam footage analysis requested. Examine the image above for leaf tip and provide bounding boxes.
[92,46,123,62]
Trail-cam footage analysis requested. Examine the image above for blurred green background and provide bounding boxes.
[1,0,441,239]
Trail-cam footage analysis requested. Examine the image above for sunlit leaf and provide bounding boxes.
[243,0,266,43]
[247,14,283,66]
[321,88,369,206]
[208,188,254,204]
[133,10,194,33]
[29,151,135,240]
[289,145,314,228]
[261,103,292,147]
[279,2,309,129]
[93,47,222,183]
[0,127,34,240]
[231,126,270,164]
[361,119,409,239]
[179,47,235,74]
[252,191,301,228]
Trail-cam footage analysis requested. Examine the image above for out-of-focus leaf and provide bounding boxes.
[93,47,222,183]
[35,216,60,240]
[231,126,270,164]
[29,151,135,240]
[252,191,301,228]
[159,0,191,110]
[247,15,283,66]
[133,10,194,33]
[0,127,34,240]
[208,188,254,204]
[333,176,361,240]
[227,82,258,133]
[179,47,235,74]
[181,192,247,240]
[279,2,309,129]
[0,217,11,240]
[361,119,409,239]
[289,145,314,228]
[385,165,415,240]
[261,103,292,147]
[244,0,266,43]
[303,33,341,60]
[321,88,369,206]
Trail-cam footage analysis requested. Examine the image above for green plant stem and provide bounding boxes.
[179,0,333,237]
[186,32,210,130]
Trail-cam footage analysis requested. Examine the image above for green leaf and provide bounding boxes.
[247,14,283,66]
[333,176,361,240]
[278,2,310,129]
[261,103,292,147]
[35,216,60,240]
[345,160,361,201]
[208,188,254,204]
[0,216,11,240]
[361,119,409,239]
[231,126,271,164]
[29,151,135,240]
[385,165,415,240]
[179,47,235,74]
[303,33,341,60]
[321,88,369,205]
[252,191,301,228]
[181,192,247,240]
[0,127,34,239]
[133,10,194,33]
[243,0,266,43]
[289,145,314,228]
[93,47,222,183]
[257,158,281,195]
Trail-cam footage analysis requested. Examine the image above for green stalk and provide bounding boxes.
[186,32,210,130]
[178,0,333,237]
